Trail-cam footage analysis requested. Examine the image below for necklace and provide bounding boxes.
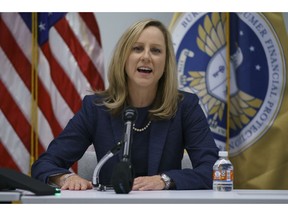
[133,120,151,132]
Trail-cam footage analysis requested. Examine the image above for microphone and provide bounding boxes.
[122,107,137,162]
[111,107,137,194]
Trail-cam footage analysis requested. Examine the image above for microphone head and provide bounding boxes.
[111,161,134,194]
[123,107,137,122]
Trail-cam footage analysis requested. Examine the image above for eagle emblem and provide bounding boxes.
[179,13,263,131]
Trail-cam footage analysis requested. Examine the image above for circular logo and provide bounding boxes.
[171,13,286,156]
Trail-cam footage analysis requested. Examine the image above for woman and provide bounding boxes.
[31,19,219,191]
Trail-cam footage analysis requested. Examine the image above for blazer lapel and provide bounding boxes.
[110,113,171,174]
[148,119,170,175]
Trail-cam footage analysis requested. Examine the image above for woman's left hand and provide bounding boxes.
[132,175,165,191]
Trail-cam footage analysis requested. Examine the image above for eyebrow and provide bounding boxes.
[133,42,165,47]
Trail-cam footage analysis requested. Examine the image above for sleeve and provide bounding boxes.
[164,93,219,190]
[31,95,97,183]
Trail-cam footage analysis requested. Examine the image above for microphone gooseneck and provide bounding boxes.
[92,140,124,191]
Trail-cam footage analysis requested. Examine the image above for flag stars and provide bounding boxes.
[255,65,261,71]
[249,46,255,52]
[239,30,244,36]
[38,22,46,31]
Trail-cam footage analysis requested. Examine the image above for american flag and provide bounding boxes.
[0,12,105,175]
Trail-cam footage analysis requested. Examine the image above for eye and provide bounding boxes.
[151,47,161,54]
[132,46,143,53]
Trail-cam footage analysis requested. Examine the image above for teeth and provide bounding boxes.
[139,67,150,70]
[137,67,152,73]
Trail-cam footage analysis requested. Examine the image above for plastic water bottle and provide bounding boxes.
[213,151,233,192]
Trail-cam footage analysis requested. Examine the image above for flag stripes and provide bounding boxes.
[0,12,105,174]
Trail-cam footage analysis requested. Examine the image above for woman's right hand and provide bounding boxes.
[50,173,93,190]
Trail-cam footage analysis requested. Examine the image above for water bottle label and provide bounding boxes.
[213,170,234,181]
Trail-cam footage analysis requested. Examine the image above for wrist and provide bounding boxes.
[160,173,172,190]
[61,173,76,185]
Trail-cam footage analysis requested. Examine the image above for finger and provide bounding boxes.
[87,181,93,189]
[74,182,81,190]
[68,182,76,190]
[132,184,141,190]
[61,184,68,190]
[80,181,91,190]
[132,181,143,190]
[61,181,71,190]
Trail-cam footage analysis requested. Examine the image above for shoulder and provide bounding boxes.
[82,93,105,105]
[83,93,101,102]
[81,93,107,112]
[175,91,210,131]
[176,90,206,119]
[178,90,199,106]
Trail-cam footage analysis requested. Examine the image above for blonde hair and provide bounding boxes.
[97,19,181,119]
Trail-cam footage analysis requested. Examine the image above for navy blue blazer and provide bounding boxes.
[32,91,219,190]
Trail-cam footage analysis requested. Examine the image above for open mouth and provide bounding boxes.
[137,66,152,74]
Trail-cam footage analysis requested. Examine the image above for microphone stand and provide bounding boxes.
[92,140,124,191]
[92,107,137,193]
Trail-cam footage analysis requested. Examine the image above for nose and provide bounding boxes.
[141,49,151,62]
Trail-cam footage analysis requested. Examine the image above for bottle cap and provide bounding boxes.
[219,151,228,157]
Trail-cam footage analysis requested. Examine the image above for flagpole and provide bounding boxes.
[30,13,39,173]
[34,13,39,163]
[225,13,231,154]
